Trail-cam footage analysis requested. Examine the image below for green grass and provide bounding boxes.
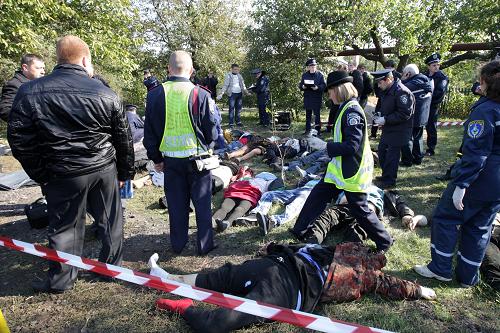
[0,108,499,332]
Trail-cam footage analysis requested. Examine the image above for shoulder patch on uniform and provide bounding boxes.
[467,120,484,139]
[399,94,409,105]
[441,79,448,88]
[347,112,361,126]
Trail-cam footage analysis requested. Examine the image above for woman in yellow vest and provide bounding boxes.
[291,70,393,252]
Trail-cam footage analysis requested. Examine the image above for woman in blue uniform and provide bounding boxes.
[414,61,500,286]
[291,70,392,252]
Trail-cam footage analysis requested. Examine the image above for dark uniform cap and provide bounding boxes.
[326,70,353,89]
[250,68,262,75]
[125,104,138,111]
[371,69,393,82]
[425,53,441,65]
[305,58,317,66]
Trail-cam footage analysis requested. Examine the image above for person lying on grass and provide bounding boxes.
[149,242,436,333]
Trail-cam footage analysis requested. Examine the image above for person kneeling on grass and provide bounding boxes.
[149,242,435,333]
[294,185,428,244]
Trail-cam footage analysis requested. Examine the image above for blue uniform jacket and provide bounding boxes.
[299,71,326,110]
[143,76,218,164]
[402,74,433,127]
[426,70,448,106]
[326,99,366,179]
[379,79,415,146]
[252,75,270,104]
[453,97,500,201]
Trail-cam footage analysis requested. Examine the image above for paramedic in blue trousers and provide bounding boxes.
[414,60,500,287]
[144,51,219,255]
[291,70,393,252]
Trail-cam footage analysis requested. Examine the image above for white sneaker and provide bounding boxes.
[413,264,452,282]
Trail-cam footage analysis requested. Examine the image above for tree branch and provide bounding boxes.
[369,27,387,65]
[440,51,492,69]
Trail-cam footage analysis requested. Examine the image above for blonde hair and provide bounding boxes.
[56,35,90,65]
[331,82,358,103]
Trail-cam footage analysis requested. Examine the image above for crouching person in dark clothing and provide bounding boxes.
[7,36,135,293]
[149,242,436,333]
[298,185,428,245]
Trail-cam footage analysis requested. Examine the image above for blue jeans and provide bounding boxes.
[250,187,313,226]
[228,93,243,126]
[287,149,329,175]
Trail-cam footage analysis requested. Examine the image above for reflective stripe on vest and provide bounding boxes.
[324,100,373,192]
[159,81,200,158]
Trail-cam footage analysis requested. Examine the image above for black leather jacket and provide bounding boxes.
[7,64,134,183]
[0,71,30,122]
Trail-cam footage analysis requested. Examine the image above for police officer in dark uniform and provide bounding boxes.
[400,64,433,166]
[144,51,218,255]
[371,69,415,188]
[370,60,402,138]
[291,70,392,252]
[415,60,500,287]
[249,68,270,126]
[424,53,449,156]
[298,58,326,134]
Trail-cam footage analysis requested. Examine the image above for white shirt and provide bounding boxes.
[231,74,241,94]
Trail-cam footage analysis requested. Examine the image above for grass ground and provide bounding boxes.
[0,108,499,332]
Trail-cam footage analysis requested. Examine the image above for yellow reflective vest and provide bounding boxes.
[159,81,201,158]
[324,100,373,192]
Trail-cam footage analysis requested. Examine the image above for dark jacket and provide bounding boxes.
[360,72,374,100]
[299,71,326,110]
[453,97,500,201]
[379,79,415,146]
[143,76,218,164]
[349,70,364,98]
[0,71,30,122]
[203,76,218,98]
[402,74,433,127]
[383,190,414,218]
[143,76,160,91]
[7,64,135,183]
[374,70,401,113]
[326,99,366,179]
[425,70,448,106]
[250,74,270,105]
[126,111,144,144]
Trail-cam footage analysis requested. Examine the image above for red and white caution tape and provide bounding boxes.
[436,121,465,127]
[0,236,394,333]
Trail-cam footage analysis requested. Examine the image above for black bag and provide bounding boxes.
[24,197,49,229]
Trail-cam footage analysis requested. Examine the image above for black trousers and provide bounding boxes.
[257,99,269,126]
[378,140,401,186]
[303,205,368,244]
[401,126,425,165]
[213,198,253,225]
[44,165,123,290]
[425,105,439,153]
[292,180,392,251]
[305,108,321,131]
[183,257,300,333]
[164,157,213,255]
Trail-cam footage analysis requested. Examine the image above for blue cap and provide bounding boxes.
[425,53,441,65]
[371,69,393,82]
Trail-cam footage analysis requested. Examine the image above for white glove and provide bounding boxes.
[452,186,466,211]
[216,94,223,101]
[419,286,436,300]
[374,116,386,126]
[148,253,171,281]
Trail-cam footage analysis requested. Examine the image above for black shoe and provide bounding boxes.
[288,227,305,241]
[425,150,435,156]
[215,219,229,233]
[256,212,272,236]
[198,244,218,256]
[399,162,412,167]
[32,280,68,294]
[303,130,311,136]
[412,159,422,165]
[236,123,243,127]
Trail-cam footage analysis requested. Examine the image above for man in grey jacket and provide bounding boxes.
[217,64,248,127]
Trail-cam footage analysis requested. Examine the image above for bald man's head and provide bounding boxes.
[168,51,193,78]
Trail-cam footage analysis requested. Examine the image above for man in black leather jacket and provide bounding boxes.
[7,35,135,293]
[0,54,45,122]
